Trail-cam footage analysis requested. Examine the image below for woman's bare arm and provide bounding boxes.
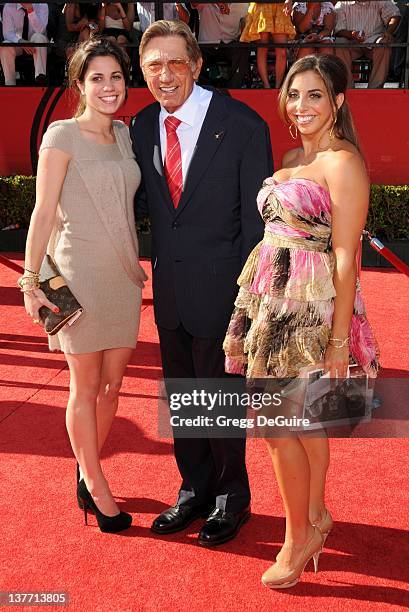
[23,147,71,320]
[324,150,369,377]
[65,3,87,32]
[319,11,335,39]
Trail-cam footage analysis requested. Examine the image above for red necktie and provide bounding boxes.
[164,116,183,208]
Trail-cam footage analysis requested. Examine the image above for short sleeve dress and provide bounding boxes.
[39,118,145,354]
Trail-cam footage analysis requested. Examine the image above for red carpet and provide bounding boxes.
[1,254,409,611]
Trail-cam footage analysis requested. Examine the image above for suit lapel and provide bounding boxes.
[175,93,228,218]
[150,105,174,213]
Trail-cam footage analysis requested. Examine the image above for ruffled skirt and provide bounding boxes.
[240,3,296,41]
[223,239,379,378]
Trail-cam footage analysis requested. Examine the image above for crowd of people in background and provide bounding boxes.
[0,1,408,88]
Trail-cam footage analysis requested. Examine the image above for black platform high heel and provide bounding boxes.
[77,479,132,533]
[76,463,83,509]
[76,463,92,512]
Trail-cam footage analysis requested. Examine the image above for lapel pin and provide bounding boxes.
[214,131,225,140]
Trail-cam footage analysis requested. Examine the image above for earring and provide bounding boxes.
[289,123,298,140]
[329,113,338,140]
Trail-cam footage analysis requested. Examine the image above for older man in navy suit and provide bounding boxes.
[130,20,273,546]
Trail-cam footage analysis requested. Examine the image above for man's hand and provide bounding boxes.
[19,41,35,54]
[351,30,365,43]
[376,31,393,44]
[217,3,230,15]
[305,33,319,42]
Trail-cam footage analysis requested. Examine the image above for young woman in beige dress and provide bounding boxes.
[21,38,147,533]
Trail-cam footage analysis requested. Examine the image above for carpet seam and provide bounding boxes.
[0,361,68,424]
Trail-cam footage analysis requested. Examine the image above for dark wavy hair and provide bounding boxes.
[278,54,361,152]
[68,37,130,117]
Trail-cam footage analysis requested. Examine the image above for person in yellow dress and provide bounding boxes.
[241,1,296,88]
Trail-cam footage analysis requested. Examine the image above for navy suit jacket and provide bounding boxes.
[130,89,273,338]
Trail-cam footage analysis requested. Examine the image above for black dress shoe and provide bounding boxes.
[151,504,211,534]
[34,74,47,86]
[198,507,251,547]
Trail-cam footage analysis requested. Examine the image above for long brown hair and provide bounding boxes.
[68,37,130,117]
[278,55,361,152]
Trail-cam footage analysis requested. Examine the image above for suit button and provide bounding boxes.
[172,221,179,229]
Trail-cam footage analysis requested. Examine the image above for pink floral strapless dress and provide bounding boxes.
[223,177,379,378]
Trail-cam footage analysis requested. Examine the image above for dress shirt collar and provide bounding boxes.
[159,83,203,128]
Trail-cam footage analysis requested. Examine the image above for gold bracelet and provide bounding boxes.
[24,267,39,276]
[18,276,40,290]
[328,336,350,348]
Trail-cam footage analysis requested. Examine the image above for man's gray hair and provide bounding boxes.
[139,20,202,63]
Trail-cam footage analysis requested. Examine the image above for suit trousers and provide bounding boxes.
[158,324,251,513]
[335,38,391,88]
[0,33,48,85]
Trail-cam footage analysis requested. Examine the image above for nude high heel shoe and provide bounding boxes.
[261,527,324,589]
[313,508,333,544]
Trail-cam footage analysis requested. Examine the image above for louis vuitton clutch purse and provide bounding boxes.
[38,255,83,335]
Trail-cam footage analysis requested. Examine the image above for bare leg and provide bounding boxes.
[96,347,133,452]
[257,32,271,88]
[319,46,334,56]
[271,34,289,88]
[297,46,315,59]
[78,28,91,43]
[265,436,315,570]
[65,351,118,516]
[299,435,330,524]
[335,39,359,88]
[116,35,128,47]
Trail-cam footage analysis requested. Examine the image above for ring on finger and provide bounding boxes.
[33,319,40,324]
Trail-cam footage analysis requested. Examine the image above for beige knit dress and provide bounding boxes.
[39,118,145,354]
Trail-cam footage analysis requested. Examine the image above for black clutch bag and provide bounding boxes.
[38,255,83,335]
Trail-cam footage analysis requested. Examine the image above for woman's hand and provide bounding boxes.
[323,345,349,379]
[78,17,89,31]
[284,0,293,16]
[24,289,60,325]
[305,32,319,42]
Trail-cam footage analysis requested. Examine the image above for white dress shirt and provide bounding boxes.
[2,3,49,43]
[196,3,249,44]
[159,84,213,185]
[137,2,179,33]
